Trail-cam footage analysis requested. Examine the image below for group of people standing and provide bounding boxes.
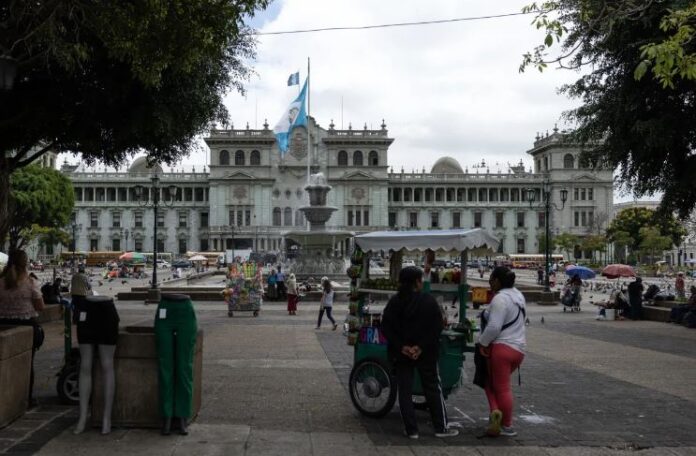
[382,265,526,439]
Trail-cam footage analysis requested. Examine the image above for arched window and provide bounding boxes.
[543,156,549,170]
[250,150,261,165]
[283,207,293,226]
[219,150,230,166]
[234,150,245,166]
[337,150,348,166]
[272,208,281,226]
[368,151,379,166]
[563,153,574,169]
[353,150,363,166]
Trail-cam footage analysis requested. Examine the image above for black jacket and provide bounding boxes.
[381,291,443,364]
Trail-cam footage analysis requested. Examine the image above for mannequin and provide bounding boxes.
[73,295,120,435]
[155,293,198,436]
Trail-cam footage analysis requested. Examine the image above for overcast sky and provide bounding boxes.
[125,0,645,201]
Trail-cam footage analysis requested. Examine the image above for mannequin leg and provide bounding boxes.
[98,345,116,434]
[74,344,94,434]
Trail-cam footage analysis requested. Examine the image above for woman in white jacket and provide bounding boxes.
[479,266,526,437]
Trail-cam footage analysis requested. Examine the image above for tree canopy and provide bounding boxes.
[0,0,269,245]
[606,207,686,252]
[521,1,696,218]
[8,165,74,250]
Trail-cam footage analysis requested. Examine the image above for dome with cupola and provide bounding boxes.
[430,156,463,174]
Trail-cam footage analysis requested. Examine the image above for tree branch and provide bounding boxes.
[12,141,57,169]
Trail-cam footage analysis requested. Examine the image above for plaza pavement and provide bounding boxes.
[2,280,696,454]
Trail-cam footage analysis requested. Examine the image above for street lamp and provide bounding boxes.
[525,179,568,292]
[134,174,177,303]
[70,221,82,274]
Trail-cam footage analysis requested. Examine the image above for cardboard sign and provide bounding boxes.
[359,326,387,345]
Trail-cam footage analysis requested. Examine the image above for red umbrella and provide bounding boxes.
[601,264,636,279]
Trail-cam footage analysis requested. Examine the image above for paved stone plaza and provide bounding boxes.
[2,291,696,455]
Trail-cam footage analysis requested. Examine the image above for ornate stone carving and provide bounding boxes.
[232,185,247,200]
[351,187,366,201]
[289,130,308,161]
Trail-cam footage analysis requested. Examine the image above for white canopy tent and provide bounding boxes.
[354,228,499,255]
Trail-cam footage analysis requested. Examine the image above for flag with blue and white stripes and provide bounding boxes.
[274,78,308,155]
[287,72,300,86]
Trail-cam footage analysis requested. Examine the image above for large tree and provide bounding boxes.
[606,207,686,253]
[8,165,74,251]
[0,0,269,245]
[521,1,696,218]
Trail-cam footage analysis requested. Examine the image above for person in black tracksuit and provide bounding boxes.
[381,266,458,439]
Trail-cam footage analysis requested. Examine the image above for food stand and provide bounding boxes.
[345,228,499,417]
[222,263,263,317]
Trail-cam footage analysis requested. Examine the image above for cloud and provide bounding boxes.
[173,0,582,172]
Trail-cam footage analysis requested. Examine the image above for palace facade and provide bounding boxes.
[63,119,614,258]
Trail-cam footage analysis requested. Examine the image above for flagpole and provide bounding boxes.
[306,57,311,231]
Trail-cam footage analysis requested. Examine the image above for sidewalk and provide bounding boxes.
[1,300,696,455]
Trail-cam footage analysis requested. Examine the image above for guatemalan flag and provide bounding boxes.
[287,71,300,86]
[273,78,308,155]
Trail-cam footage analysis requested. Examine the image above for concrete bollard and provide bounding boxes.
[91,325,203,428]
[0,326,33,429]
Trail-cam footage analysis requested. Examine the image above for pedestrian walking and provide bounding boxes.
[0,250,46,406]
[287,273,299,315]
[676,272,686,299]
[536,266,544,285]
[276,266,286,299]
[316,277,337,330]
[266,269,278,301]
[71,265,91,313]
[381,266,458,439]
[479,266,527,437]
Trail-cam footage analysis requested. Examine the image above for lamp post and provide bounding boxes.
[70,221,82,274]
[525,179,568,292]
[135,174,177,303]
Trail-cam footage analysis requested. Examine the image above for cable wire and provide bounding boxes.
[255,11,538,36]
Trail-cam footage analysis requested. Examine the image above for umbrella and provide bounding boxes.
[189,254,207,262]
[685,259,696,265]
[601,264,636,279]
[119,252,146,263]
[565,265,596,280]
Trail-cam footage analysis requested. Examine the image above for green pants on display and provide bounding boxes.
[154,294,198,419]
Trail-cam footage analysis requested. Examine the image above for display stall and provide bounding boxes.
[222,263,263,317]
[345,228,499,417]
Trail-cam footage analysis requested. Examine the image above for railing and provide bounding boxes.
[71,172,208,181]
[388,172,544,181]
[327,129,388,137]
[209,129,272,137]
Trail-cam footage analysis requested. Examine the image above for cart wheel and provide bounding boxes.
[227,311,234,317]
[349,358,396,418]
[253,310,259,317]
[412,395,428,410]
[56,364,80,405]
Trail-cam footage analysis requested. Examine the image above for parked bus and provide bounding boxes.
[85,251,122,267]
[508,253,563,269]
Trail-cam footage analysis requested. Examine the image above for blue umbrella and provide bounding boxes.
[565,265,596,280]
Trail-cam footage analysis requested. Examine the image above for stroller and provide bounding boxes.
[561,285,582,312]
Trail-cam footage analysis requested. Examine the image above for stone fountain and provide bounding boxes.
[284,173,353,277]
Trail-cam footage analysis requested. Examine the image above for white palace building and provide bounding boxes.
[62,118,614,259]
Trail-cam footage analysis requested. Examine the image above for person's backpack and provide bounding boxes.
[644,284,660,301]
[41,282,59,304]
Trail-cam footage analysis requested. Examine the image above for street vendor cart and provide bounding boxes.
[223,263,263,317]
[345,228,499,417]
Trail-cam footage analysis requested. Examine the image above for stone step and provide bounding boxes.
[643,305,671,323]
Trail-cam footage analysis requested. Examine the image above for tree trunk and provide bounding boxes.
[0,166,11,252]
